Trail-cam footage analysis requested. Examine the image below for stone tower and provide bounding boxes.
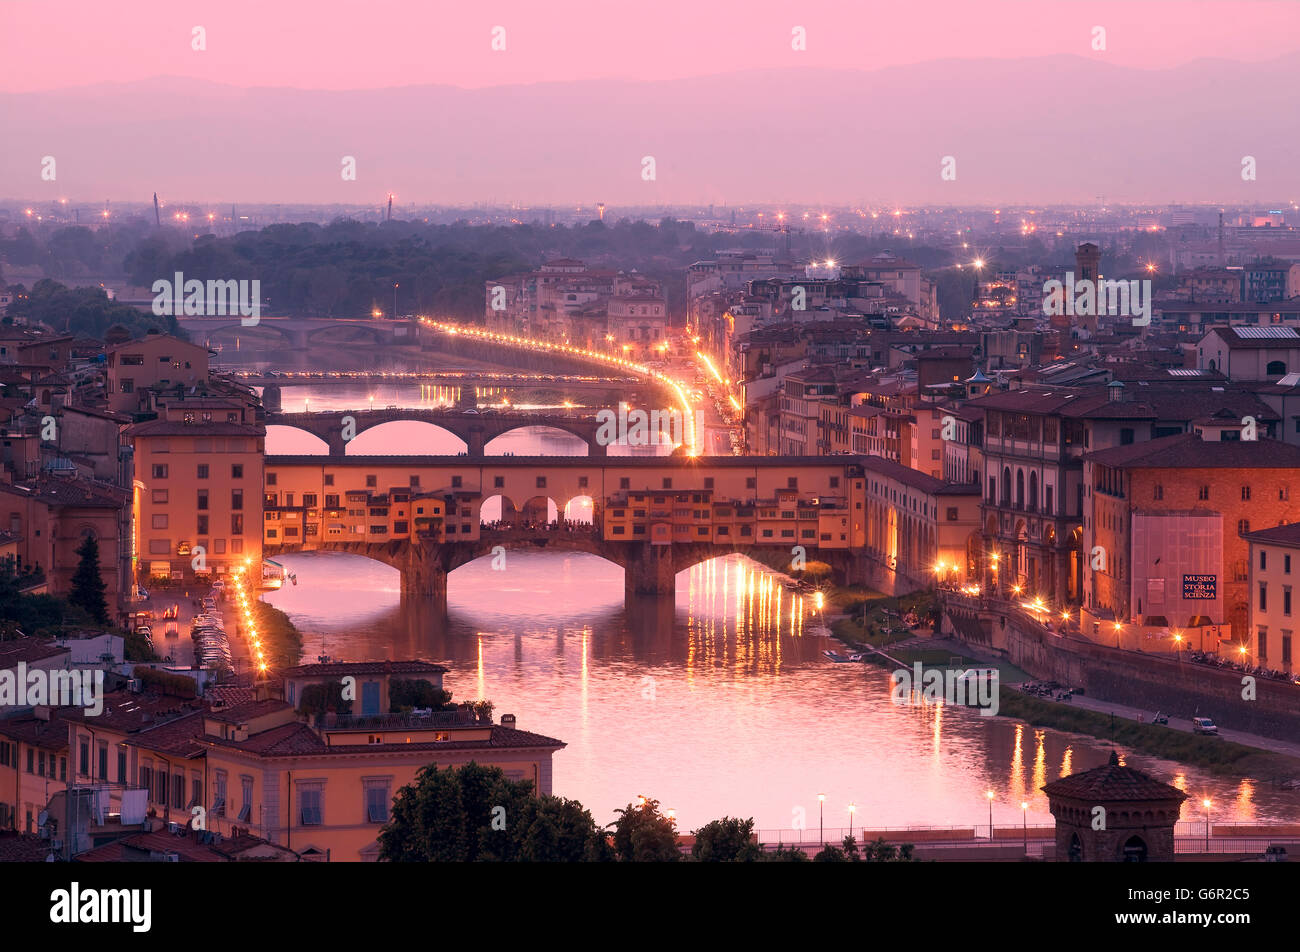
[1042,750,1186,862]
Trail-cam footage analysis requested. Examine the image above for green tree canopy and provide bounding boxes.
[610,797,680,862]
[691,816,761,862]
[69,535,109,625]
[379,762,609,862]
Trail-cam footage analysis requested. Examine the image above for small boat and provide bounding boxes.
[823,650,866,663]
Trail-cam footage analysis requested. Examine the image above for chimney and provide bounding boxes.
[500,714,517,730]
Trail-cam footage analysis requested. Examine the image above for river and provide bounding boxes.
[245,358,1300,833]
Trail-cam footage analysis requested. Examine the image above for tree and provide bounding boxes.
[379,762,607,862]
[388,678,452,712]
[610,797,679,862]
[69,535,108,625]
[691,816,761,862]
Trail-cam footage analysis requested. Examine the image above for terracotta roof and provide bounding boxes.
[1042,751,1188,803]
[125,420,264,438]
[205,698,293,724]
[76,828,288,863]
[0,831,53,862]
[204,724,564,758]
[0,638,69,667]
[1244,522,1300,547]
[1086,433,1300,469]
[0,711,73,751]
[123,710,207,758]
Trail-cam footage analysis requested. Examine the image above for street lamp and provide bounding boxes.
[1113,620,1123,649]
[1021,801,1029,855]
[1202,798,1212,851]
[848,802,856,840]
[817,793,825,846]
[986,790,995,840]
[393,283,399,319]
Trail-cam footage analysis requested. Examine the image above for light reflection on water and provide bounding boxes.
[265,548,1300,831]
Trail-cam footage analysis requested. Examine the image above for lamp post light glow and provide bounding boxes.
[1202,798,1212,851]
[848,802,856,840]
[818,793,825,846]
[1021,801,1028,855]
[986,790,995,839]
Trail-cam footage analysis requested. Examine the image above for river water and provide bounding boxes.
[249,367,1300,833]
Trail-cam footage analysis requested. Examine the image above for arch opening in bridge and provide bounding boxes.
[480,494,519,526]
[484,425,590,457]
[306,324,389,346]
[563,495,594,525]
[345,420,468,455]
[518,495,560,526]
[265,425,331,455]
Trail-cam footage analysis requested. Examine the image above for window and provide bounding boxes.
[231,464,244,479]
[1285,586,1292,617]
[494,476,505,488]
[1120,428,1135,445]
[266,472,278,486]
[197,489,209,510]
[299,785,324,825]
[579,476,589,488]
[1261,551,1268,571]
[1260,582,1268,612]
[232,489,243,511]
[303,493,317,507]
[79,739,89,776]
[536,476,547,488]
[117,749,126,783]
[746,477,757,489]
[620,478,630,490]
[704,477,715,489]
[662,478,672,489]
[1154,484,1163,500]
[324,474,334,486]
[451,476,462,488]
[231,514,244,534]
[946,507,959,521]
[151,514,168,529]
[190,777,203,809]
[365,779,391,823]
[152,489,168,504]
[173,773,185,810]
[98,742,108,781]
[197,464,209,479]
[787,477,798,489]
[1242,485,1252,501]
[409,475,420,487]
[1239,519,1250,536]
[152,464,169,479]
[239,776,254,822]
[366,475,377,487]
[1198,485,1210,501]
[214,771,227,816]
[1287,554,1292,574]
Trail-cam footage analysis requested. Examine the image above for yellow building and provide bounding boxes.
[199,662,564,862]
[125,413,265,583]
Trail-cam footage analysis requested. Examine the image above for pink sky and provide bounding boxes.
[3,0,1299,92]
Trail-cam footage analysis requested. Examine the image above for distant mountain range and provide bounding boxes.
[5,55,1300,206]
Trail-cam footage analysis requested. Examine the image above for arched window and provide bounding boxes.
[1029,472,1039,512]
[1122,835,1148,862]
[1267,360,1287,376]
[1001,467,1012,506]
[1016,470,1025,508]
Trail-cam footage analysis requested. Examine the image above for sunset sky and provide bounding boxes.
[3,0,1299,92]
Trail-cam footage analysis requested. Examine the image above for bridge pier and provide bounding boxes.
[622,542,677,599]
[401,539,451,616]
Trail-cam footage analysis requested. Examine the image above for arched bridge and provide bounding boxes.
[176,316,422,350]
[266,408,609,456]
[260,454,873,614]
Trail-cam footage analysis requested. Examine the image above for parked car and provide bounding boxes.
[1192,717,1219,735]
